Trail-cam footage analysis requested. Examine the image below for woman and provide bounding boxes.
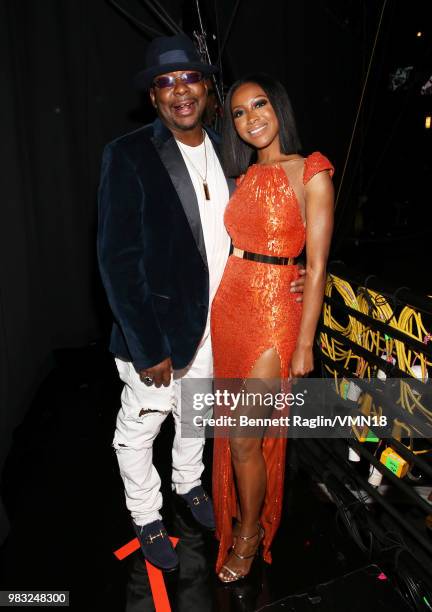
[211,74,334,583]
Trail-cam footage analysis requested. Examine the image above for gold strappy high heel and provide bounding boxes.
[219,524,264,583]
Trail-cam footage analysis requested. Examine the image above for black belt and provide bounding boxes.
[232,247,295,266]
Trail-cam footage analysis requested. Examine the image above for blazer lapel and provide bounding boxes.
[152,120,208,268]
[226,177,236,197]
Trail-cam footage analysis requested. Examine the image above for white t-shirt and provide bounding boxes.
[176,133,231,345]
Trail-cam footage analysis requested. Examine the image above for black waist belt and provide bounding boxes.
[232,247,295,266]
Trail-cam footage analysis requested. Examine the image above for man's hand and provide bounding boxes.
[290,266,306,303]
[139,357,172,388]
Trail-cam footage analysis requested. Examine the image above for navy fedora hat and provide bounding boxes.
[135,34,217,90]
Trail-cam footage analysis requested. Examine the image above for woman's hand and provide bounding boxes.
[290,346,314,378]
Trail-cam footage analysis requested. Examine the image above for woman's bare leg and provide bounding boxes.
[219,348,281,581]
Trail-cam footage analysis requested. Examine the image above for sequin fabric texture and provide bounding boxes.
[211,152,334,573]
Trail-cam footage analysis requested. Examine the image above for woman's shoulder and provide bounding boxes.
[303,152,334,185]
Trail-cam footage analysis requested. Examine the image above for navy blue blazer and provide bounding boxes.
[97,119,234,372]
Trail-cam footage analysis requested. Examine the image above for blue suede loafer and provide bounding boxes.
[177,486,215,530]
[133,520,179,571]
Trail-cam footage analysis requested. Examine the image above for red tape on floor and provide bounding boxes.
[113,536,179,612]
[113,537,140,560]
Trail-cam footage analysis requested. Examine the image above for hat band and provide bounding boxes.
[159,50,191,65]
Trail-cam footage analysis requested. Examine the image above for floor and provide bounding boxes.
[0,345,412,611]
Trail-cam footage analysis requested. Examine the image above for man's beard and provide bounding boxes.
[173,116,201,131]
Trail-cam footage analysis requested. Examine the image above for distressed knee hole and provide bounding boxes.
[138,408,162,417]
[112,441,128,451]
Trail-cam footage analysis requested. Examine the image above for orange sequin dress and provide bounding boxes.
[211,152,334,573]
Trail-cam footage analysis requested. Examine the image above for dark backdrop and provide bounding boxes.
[0,0,179,480]
[1,0,429,538]
[0,0,359,478]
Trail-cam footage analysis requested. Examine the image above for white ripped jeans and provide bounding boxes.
[113,334,213,527]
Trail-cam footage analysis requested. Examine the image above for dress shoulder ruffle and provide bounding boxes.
[303,152,334,184]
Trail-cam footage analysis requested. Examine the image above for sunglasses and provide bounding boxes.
[153,71,203,89]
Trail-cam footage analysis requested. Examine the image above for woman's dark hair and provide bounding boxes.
[221,73,301,177]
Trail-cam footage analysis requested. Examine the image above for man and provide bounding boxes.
[98,34,304,571]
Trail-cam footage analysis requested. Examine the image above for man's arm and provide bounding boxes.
[97,143,171,372]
